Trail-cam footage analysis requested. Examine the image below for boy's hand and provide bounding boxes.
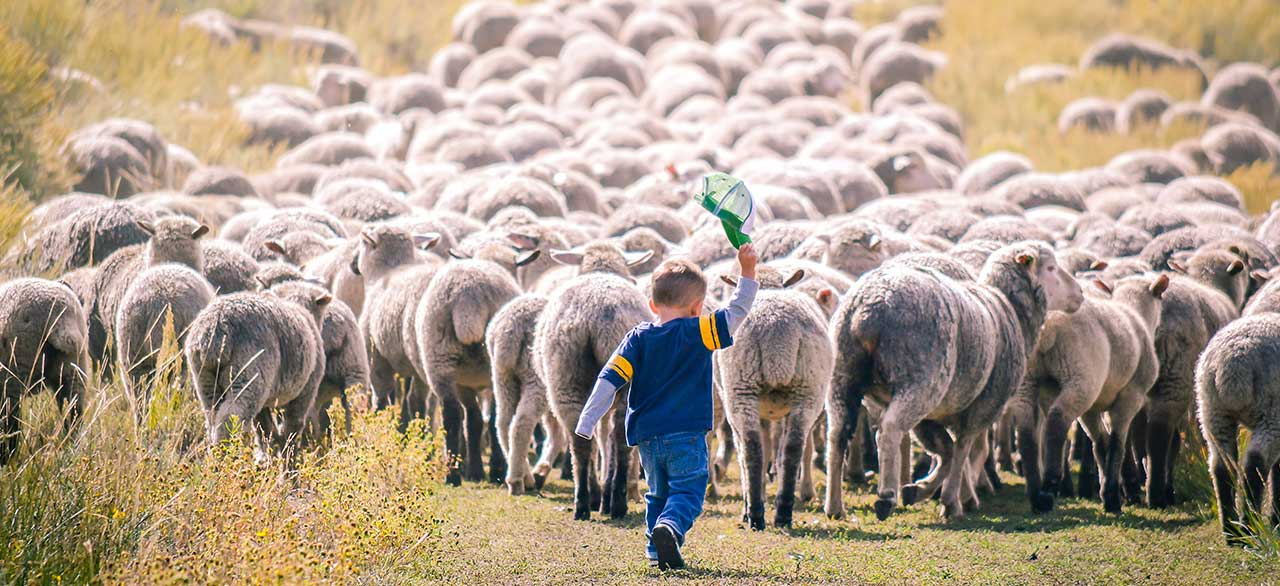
[738,243,758,280]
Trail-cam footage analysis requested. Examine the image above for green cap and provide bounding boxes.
[693,172,757,249]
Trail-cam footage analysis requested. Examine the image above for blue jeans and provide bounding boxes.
[637,431,709,560]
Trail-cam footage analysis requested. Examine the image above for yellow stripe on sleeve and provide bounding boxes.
[610,364,630,381]
[699,315,716,350]
[709,311,722,349]
[611,355,633,379]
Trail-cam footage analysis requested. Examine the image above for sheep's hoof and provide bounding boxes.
[873,498,895,521]
[532,473,548,491]
[749,515,766,531]
[941,502,965,521]
[900,484,924,505]
[574,506,591,521]
[446,471,462,487]
[825,505,845,520]
[1031,491,1055,513]
[610,502,628,520]
[507,479,525,496]
[963,497,980,513]
[1103,488,1122,515]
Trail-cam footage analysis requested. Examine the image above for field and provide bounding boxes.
[3,0,1280,583]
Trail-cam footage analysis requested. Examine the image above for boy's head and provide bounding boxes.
[651,258,707,317]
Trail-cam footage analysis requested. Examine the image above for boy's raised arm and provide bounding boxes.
[575,378,619,439]
[726,243,759,334]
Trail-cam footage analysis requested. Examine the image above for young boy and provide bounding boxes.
[575,244,759,570]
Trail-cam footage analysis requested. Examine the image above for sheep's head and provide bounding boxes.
[549,240,652,279]
[1095,273,1169,332]
[616,227,681,275]
[984,241,1084,316]
[139,216,209,271]
[263,232,338,267]
[814,221,888,276]
[1168,248,1248,309]
[448,239,540,277]
[353,225,439,279]
[269,281,333,326]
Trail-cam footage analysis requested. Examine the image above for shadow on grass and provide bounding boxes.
[914,487,1207,533]
[648,566,780,580]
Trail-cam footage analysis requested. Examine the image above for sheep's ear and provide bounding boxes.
[264,240,286,256]
[191,224,210,239]
[348,251,362,276]
[315,294,332,307]
[1251,269,1270,283]
[1092,279,1113,295]
[413,232,441,250]
[1015,252,1036,266]
[506,232,539,250]
[361,232,377,248]
[1151,274,1170,299]
[666,163,678,179]
[720,274,738,287]
[817,288,835,306]
[1089,259,1108,271]
[515,249,541,267]
[136,220,154,235]
[623,250,654,267]
[783,270,805,288]
[448,248,470,260]
[1228,259,1245,275]
[1167,260,1187,274]
[255,276,270,289]
[549,249,584,266]
[865,234,882,251]
[1229,244,1245,257]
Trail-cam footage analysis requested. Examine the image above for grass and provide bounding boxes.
[2,0,1280,582]
[420,465,1269,584]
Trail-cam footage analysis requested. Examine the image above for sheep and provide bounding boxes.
[185,284,329,458]
[66,136,153,197]
[860,42,946,106]
[797,219,926,277]
[0,279,92,464]
[203,240,261,295]
[276,132,375,169]
[1008,274,1168,514]
[69,118,168,185]
[415,240,538,485]
[954,151,1034,195]
[270,281,369,438]
[1106,149,1194,185]
[1202,62,1280,133]
[1200,122,1280,175]
[487,294,566,495]
[824,242,1084,521]
[1058,98,1118,134]
[356,226,445,427]
[12,201,154,274]
[536,251,652,520]
[115,265,215,406]
[368,74,447,115]
[1079,34,1206,85]
[1116,89,1172,133]
[1195,313,1280,543]
[240,208,348,261]
[718,281,834,529]
[1156,176,1245,211]
[991,173,1087,212]
[1005,63,1074,94]
[453,0,520,53]
[85,217,210,360]
[1140,250,1248,508]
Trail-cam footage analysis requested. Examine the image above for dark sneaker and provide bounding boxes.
[651,524,685,570]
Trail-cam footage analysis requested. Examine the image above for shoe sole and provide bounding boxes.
[652,525,684,570]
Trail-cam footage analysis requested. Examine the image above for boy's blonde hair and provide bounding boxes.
[651,259,707,308]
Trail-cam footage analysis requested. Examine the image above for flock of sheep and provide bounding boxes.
[5,0,1280,545]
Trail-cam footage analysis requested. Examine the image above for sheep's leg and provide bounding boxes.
[598,415,613,515]
[902,420,952,506]
[1098,391,1144,514]
[733,427,751,521]
[844,409,868,485]
[982,428,1003,492]
[1242,432,1280,531]
[971,431,994,496]
[875,399,929,521]
[1040,405,1073,499]
[439,393,465,486]
[493,377,518,491]
[606,404,630,519]
[740,418,768,531]
[761,421,775,483]
[799,424,816,504]
[715,416,735,477]
[1,393,18,465]
[1011,395,1052,512]
[774,412,808,528]
[628,450,642,502]
[398,378,425,432]
[961,443,983,511]
[1145,408,1179,509]
[368,352,397,412]
[1075,425,1100,500]
[940,432,979,520]
[1204,415,1242,543]
[532,414,565,491]
[1122,419,1146,505]
[569,433,594,521]
[485,396,507,485]
[996,412,1016,473]
[505,388,543,495]
[459,391,486,483]
[1269,462,1280,528]
[823,394,856,519]
[276,391,315,469]
[705,431,720,500]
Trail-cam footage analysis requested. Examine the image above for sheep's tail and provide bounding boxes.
[453,295,497,346]
[829,305,877,446]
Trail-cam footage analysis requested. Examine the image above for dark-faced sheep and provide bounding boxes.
[825,242,1084,521]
